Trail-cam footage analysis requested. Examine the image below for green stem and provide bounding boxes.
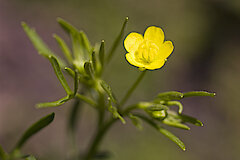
[68,99,82,160]
[120,70,147,106]
[97,93,106,129]
[83,119,117,160]
[83,104,139,160]
[75,93,97,107]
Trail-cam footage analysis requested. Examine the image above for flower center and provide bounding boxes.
[135,41,159,64]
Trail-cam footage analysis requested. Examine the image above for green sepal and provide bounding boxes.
[48,55,72,95]
[21,22,66,68]
[106,17,128,63]
[53,34,73,64]
[14,113,55,150]
[135,114,186,151]
[183,91,216,98]
[108,98,125,124]
[100,80,117,104]
[36,96,70,108]
[128,113,143,130]
[156,91,183,101]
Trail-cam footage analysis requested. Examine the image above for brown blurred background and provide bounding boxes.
[0,0,240,159]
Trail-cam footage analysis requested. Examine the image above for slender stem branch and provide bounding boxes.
[120,70,147,106]
[83,118,117,160]
[75,93,97,107]
[68,99,82,159]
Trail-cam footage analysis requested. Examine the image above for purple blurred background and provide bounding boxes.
[0,0,240,159]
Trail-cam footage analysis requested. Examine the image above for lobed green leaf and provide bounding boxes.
[48,56,72,95]
[135,114,186,151]
[21,22,66,68]
[57,18,79,35]
[53,34,73,64]
[99,40,105,67]
[158,128,186,151]
[36,96,70,108]
[15,113,55,149]
[178,114,203,127]
[183,91,216,98]
[156,91,183,101]
[162,118,190,130]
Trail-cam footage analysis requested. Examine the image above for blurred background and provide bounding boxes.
[0,0,240,159]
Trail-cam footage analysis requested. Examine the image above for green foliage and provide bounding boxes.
[15,113,55,149]
[48,55,72,95]
[0,18,215,160]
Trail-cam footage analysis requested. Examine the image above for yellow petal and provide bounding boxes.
[144,59,165,70]
[144,26,164,45]
[124,32,143,53]
[125,53,145,68]
[158,41,174,60]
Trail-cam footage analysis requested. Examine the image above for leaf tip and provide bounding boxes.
[21,21,27,27]
[56,17,63,22]
[52,33,57,38]
[35,104,44,109]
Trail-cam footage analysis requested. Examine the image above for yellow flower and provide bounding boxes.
[124,26,174,70]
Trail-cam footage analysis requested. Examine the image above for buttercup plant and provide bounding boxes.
[0,17,215,160]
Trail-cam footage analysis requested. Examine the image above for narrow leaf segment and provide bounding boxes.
[15,113,55,149]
